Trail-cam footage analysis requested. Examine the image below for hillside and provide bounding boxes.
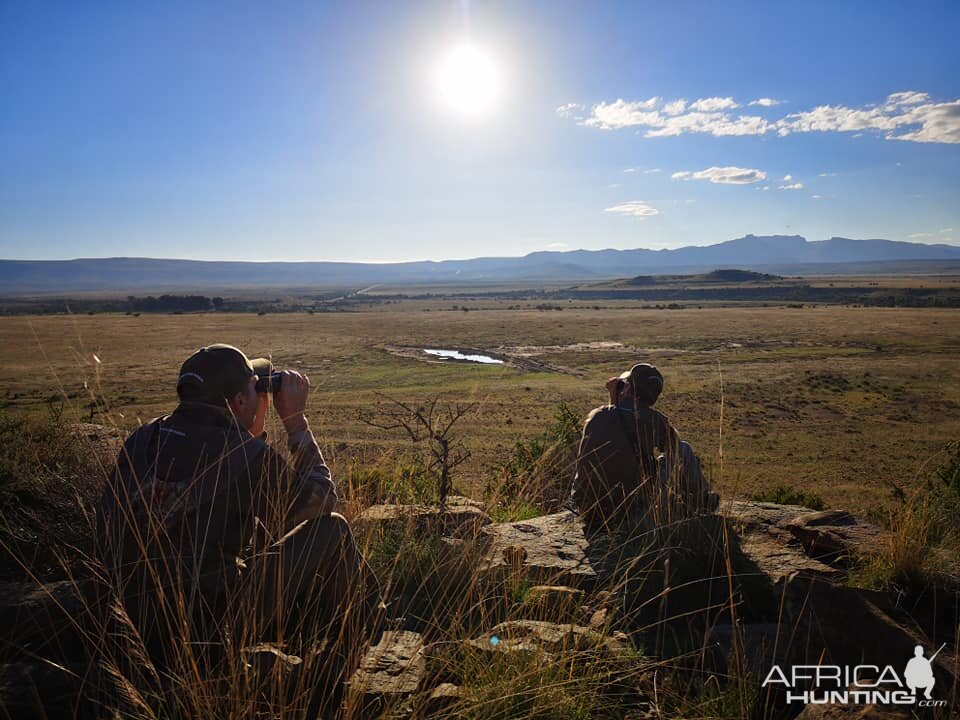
[3,235,960,294]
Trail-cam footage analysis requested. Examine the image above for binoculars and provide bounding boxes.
[255,372,283,394]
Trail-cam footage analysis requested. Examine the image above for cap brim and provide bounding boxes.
[250,357,272,379]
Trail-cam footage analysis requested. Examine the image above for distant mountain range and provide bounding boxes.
[3,235,960,294]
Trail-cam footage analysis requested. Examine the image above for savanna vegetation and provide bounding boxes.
[0,297,958,718]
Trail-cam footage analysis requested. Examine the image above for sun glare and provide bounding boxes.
[433,44,500,119]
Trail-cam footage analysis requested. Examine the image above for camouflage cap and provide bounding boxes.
[619,362,664,406]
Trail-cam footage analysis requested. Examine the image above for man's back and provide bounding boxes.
[573,403,678,532]
[98,402,270,611]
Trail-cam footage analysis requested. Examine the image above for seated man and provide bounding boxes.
[572,362,718,534]
[97,344,381,698]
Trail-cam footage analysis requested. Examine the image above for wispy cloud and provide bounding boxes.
[556,103,585,120]
[778,182,804,190]
[811,194,823,199]
[818,172,838,177]
[689,97,738,112]
[604,200,660,217]
[561,91,960,143]
[623,167,661,174]
[672,166,766,184]
[941,227,954,233]
[783,174,793,181]
[908,232,933,238]
[749,98,783,107]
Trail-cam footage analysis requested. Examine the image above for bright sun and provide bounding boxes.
[433,44,500,119]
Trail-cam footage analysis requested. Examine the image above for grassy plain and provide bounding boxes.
[1,302,959,515]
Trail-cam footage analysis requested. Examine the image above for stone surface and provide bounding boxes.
[736,532,841,584]
[522,585,585,623]
[0,579,92,658]
[348,630,425,699]
[481,511,611,588]
[466,620,629,658]
[725,499,816,539]
[355,495,492,538]
[423,620,632,686]
[419,682,464,715]
[783,509,889,560]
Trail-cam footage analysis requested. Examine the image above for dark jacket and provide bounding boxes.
[572,402,679,532]
[97,402,336,609]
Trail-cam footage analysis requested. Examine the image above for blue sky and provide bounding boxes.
[1,1,958,262]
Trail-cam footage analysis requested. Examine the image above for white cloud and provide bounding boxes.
[886,91,930,107]
[623,167,661,174]
[584,98,663,130]
[556,103,585,119]
[811,195,823,199]
[673,166,766,185]
[941,228,954,233]
[663,99,687,115]
[778,182,804,190]
[908,232,933,238]
[689,97,738,112]
[783,174,792,181]
[566,90,960,144]
[778,92,960,144]
[604,200,660,217]
[546,242,570,250]
[818,172,838,177]
[643,168,661,174]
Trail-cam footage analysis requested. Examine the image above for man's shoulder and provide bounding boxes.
[584,405,621,428]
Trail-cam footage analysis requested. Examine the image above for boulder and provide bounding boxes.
[783,510,889,561]
[355,496,492,539]
[481,511,613,589]
[0,579,93,660]
[725,499,817,540]
[466,620,629,658]
[419,682,464,716]
[346,630,425,716]
[735,532,841,584]
[423,620,632,686]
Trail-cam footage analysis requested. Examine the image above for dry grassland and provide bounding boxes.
[2,303,958,514]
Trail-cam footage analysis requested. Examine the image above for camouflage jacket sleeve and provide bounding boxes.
[256,428,338,533]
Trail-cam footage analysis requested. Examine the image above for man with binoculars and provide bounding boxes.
[97,343,382,706]
[572,362,718,534]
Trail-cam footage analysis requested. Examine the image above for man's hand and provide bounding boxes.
[273,370,311,435]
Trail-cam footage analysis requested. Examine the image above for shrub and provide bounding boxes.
[486,402,581,516]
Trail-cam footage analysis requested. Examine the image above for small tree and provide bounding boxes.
[359,395,476,508]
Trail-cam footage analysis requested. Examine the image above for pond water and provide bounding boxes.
[423,348,504,365]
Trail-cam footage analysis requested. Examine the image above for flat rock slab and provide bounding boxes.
[470,620,629,657]
[348,630,425,699]
[783,510,889,560]
[0,580,92,658]
[481,511,612,589]
[725,500,816,540]
[355,496,492,538]
[736,533,841,584]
